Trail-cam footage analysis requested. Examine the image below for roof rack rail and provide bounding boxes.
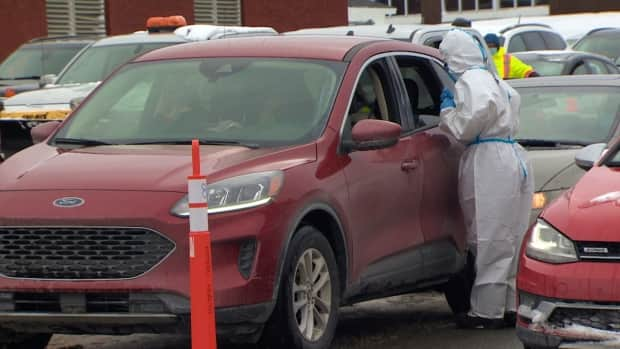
[28,35,98,43]
[585,27,617,36]
[499,23,551,34]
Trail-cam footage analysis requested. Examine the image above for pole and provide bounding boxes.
[189,139,217,349]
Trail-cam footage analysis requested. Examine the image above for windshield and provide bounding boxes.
[0,44,85,80]
[54,58,346,147]
[573,35,620,60]
[56,42,178,85]
[516,86,620,145]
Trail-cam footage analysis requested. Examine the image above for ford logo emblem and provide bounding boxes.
[53,197,85,208]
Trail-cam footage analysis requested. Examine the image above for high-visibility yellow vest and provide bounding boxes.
[492,47,536,79]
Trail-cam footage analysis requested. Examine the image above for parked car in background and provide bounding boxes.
[285,23,496,73]
[0,19,277,159]
[476,23,568,53]
[509,75,620,223]
[513,50,619,76]
[0,35,471,349]
[516,138,620,349]
[0,36,94,98]
[572,28,620,65]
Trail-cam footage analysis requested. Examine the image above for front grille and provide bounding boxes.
[8,293,166,314]
[549,307,620,331]
[0,227,175,279]
[576,241,620,261]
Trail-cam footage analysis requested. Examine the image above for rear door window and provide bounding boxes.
[522,32,547,51]
[541,32,567,50]
[507,34,527,52]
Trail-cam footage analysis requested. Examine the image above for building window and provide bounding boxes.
[444,0,545,11]
[46,0,105,36]
[194,0,241,25]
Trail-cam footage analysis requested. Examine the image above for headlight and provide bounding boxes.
[526,220,577,264]
[171,170,283,216]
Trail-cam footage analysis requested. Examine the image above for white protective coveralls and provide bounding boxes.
[438,30,534,319]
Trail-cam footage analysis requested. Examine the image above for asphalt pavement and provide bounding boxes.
[48,292,522,349]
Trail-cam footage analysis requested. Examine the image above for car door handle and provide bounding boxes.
[401,159,419,171]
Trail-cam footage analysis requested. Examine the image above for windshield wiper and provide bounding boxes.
[126,139,260,149]
[516,139,559,147]
[53,137,115,147]
[11,76,40,80]
[516,139,587,147]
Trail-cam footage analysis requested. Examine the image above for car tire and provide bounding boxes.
[261,226,340,349]
[0,333,52,349]
[443,252,475,315]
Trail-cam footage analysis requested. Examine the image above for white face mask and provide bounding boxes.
[490,47,499,55]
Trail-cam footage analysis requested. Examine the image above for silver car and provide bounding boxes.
[510,75,620,223]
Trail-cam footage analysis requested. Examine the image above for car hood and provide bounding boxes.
[2,82,99,107]
[543,165,620,242]
[528,147,582,191]
[0,143,316,192]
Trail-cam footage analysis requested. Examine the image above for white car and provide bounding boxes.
[0,22,276,159]
[285,23,496,72]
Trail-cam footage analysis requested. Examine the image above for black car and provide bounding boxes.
[572,27,620,65]
[513,50,619,76]
[0,36,94,98]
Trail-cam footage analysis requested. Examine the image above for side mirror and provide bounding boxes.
[70,96,85,110]
[39,74,57,88]
[31,121,61,144]
[575,143,606,170]
[347,119,401,152]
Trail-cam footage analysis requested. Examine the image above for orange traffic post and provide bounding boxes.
[188,139,217,349]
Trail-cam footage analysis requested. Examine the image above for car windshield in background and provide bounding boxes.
[54,58,346,147]
[516,86,620,145]
[0,45,84,80]
[55,43,177,85]
[573,35,620,61]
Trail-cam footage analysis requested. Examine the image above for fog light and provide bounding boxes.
[238,239,257,280]
[532,192,547,209]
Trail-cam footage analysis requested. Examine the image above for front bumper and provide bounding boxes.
[0,109,70,158]
[0,291,273,340]
[518,296,620,348]
[0,190,290,339]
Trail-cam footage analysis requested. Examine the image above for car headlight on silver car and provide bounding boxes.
[526,219,578,264]
[171,170,284,216]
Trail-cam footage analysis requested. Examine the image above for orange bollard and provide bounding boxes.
[188,139,217,349]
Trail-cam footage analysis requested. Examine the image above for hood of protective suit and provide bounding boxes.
[440,30,486,74]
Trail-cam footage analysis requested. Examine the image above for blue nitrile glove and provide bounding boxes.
[440,88,456,110]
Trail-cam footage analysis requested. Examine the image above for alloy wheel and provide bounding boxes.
[292,248,332,341]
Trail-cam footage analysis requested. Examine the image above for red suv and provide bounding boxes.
[517,139,620,348]
[0,36,468,348]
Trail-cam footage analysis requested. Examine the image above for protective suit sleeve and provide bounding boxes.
[439,75,491,143]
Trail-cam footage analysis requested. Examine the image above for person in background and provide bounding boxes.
[439,30,534,329]
[484,33,540,79]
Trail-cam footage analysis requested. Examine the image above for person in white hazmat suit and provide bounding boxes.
[438,30,534,329]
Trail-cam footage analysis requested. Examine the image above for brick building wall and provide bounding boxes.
[241,0,347,32]
[105,0,195,35]
[0,0,47,62]
[550,0,620,14]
